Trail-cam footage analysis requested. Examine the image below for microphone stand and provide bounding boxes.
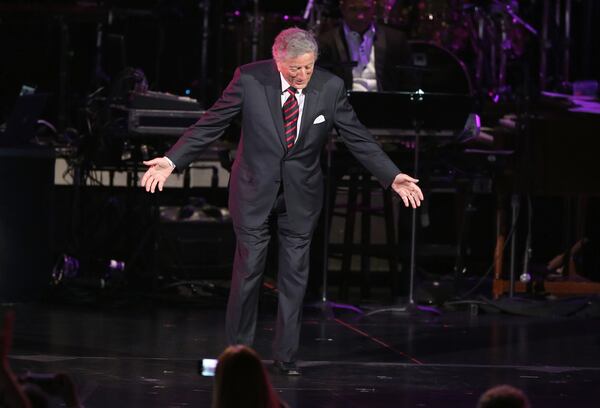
[307,134,364,319]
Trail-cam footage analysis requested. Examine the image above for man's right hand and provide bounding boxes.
[141,157,174,193]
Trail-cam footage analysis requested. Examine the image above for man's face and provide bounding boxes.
[340,0,376,34]
[276,52,316,90]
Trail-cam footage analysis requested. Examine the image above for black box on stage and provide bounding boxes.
[0,148,55,301]
[156,206,235,280]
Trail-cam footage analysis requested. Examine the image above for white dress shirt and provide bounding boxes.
[280,73,305,144]
[343,23,378,92]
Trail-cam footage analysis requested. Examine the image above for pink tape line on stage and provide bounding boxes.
[333,318,423,365]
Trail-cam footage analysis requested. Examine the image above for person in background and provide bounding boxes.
[318,0,412,92]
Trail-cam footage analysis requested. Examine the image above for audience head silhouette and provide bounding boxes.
[478,384,531,408]
[211,345,281,408]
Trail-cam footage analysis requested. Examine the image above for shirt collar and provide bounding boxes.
[343,22,376,40]
[279,73,303,95]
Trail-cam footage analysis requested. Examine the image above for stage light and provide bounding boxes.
[107,259,125,273]
[520,272,532,283]
[51,254,80,285]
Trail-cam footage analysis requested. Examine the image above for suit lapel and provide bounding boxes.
[287,77,321,155]
[374,26,386,91]
[333,26,353,84]
[297,85,320,142]
[264,62,286,150]
[333,26,349,63]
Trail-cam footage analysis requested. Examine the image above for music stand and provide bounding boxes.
[310,90,473,318]
[350,90,473,315]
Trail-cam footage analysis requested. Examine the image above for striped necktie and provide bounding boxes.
[282,87,299,150]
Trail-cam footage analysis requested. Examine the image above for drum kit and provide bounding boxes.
[224,0,539,100]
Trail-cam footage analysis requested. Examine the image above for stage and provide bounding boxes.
[5,297,599,407]
[2,1,600,407]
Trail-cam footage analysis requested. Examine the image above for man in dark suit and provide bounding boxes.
[141,28,422,375]
[318,0,412,91]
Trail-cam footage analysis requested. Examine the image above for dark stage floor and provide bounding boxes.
[4,296,600,408]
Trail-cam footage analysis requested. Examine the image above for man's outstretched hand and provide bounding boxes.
[141,157,174,193]
[391,173,424,209]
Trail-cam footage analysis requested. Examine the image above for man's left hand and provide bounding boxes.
[391,173,423,209]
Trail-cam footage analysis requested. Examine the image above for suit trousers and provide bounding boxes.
[225,191,313,362]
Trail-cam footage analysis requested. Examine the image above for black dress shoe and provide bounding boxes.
[273,360,302,376]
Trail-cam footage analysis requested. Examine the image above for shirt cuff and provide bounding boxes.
[164,156,176,169]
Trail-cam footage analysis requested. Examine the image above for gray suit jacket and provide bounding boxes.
[167,59,400,234]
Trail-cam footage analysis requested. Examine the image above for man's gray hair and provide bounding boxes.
[272,28,318,62]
